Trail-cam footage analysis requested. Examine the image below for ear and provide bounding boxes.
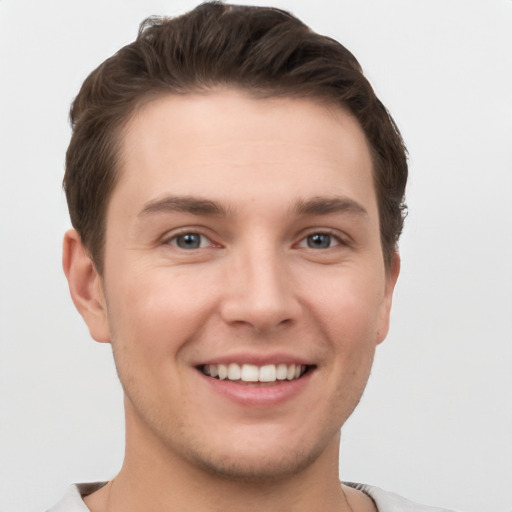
[376,251,401,345]
[62,229,111,343]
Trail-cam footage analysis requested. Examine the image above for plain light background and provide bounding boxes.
[0,1,511,511]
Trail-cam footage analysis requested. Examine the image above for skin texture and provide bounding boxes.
[63,90,399,512]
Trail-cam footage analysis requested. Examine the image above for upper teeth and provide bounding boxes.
[202,363,306,382]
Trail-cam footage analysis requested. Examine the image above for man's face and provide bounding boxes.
[89,90,398,479]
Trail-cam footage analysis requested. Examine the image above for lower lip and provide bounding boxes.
[199,370,313,407]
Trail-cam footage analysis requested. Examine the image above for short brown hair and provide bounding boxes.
[64,1,407,274]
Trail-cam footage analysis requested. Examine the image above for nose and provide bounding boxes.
[219,245,301,333]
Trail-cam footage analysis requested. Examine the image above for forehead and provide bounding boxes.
[114,90,376,216]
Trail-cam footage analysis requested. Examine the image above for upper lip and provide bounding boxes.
[193,352,315,367]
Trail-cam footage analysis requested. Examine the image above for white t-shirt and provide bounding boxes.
[46,481,459,512]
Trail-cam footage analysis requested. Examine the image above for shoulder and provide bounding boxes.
[344,482,462,512]
[45,483,106,512]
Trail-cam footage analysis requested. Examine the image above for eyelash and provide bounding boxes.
[166,231,216,250]
[296,231,345,250]
[164,229,347,251]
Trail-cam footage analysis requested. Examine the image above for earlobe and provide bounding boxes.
[376,252,401,345]
[62,229,111,343]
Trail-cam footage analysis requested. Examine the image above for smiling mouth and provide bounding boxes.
[198,363,312,383]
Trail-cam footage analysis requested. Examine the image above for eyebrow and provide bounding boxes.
[138,194,368,219]
[139,195,228,217]
[294,196,368,217]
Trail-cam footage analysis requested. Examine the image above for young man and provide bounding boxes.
[51,3,456,511]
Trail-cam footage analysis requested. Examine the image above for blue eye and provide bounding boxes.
[307,233,331,248]
[302,233,339,249]
[170,233,208,249]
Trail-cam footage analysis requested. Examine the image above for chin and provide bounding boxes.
[184,442,325,483]
[168,421,340,483]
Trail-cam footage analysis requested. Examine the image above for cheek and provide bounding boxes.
[105,266,219,356]
[105,275,195,409]
[312,270,386,341]
[309,271,385,384]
